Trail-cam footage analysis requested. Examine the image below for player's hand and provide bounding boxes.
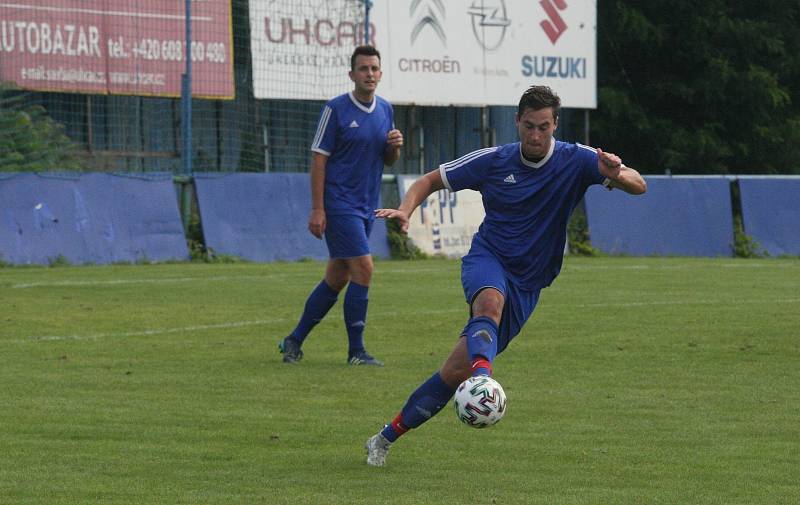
[374,208,410,234]
[308,209,326,239]
[386,129,403,148]
[597,148,623,180]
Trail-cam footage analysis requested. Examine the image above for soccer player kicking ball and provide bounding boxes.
[366,85,647,466]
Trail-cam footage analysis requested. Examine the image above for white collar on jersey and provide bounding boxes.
[519,138,555,169]
[348,92,376,113]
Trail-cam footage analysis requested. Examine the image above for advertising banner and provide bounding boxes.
[0,1,234,98]
[249,0,371,101]
[375,0,596,107]
[398,175,484,258]
[249,0,595,108]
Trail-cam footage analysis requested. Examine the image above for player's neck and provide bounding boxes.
[521,149,546,164]
[521,152,544,163]
[352,89,375,105]
[520,138,552,164]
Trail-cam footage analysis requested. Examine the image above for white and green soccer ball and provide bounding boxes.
[453,375,507,428]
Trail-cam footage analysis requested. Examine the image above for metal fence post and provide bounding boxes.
[180,0,193,234]
[365,0,373,44]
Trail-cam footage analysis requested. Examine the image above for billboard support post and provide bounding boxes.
[364,1,373,44]
[180,0,193,235]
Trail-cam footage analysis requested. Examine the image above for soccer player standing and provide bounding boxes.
[365,85,646,466]
[279,45,403,366]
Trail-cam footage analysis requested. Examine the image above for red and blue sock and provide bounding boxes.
[379,413,409,443]
[379,372,455,442]
[470,357,493,377]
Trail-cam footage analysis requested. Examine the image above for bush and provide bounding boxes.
[185,211,246,263]
[567,206,599,256]
[386,218,428,260]
[732,215,767,258]
[0,88,82,172]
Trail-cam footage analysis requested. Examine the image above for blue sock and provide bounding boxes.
[289,280,339,343]
[380,373,455,443]
[344,282,369,356]
[463,315,499,358]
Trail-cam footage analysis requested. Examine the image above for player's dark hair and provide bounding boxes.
[518,85,560,120]
[351,45,381,71]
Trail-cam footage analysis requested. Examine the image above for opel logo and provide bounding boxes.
[468,0,511,51]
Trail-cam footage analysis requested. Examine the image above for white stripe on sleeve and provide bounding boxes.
[439,164,453,191]
[440,147,498,173]
[311,106,332,151]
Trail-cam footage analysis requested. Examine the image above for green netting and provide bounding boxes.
[0,1,571,175]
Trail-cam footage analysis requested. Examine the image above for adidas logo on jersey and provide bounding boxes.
[349,120,359,128]
[504,174,517,184]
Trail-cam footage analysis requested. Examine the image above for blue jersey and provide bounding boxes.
[311,92,394,219]
[440,140,606,291]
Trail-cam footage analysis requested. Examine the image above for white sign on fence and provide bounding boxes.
[398,175,485,258]
[374,0,596,107]
[250,0,596,108]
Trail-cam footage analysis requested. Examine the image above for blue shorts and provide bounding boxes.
[324,214,373,259]
[460,242,540,355]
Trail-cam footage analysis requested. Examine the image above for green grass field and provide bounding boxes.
[1,257,798,505]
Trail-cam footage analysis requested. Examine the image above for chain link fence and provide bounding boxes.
[0,1,590,176]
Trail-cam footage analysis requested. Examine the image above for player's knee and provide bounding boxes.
[324,259,350,286]
[471,290,503,322]
[360,260,374,278]
[348,256,373,284]
[325,277,348,292]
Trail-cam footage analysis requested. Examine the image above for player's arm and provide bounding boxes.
[597,148,647,195]
[383,129,403,166]
[375,169,444,233]
[308,152,328,239]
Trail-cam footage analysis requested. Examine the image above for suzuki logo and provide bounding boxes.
[468,1,511,51]
[540,0,567,44]
[410,0,446,46]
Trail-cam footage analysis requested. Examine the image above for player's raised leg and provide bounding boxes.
[463,287,504,377]
[459,247,506,376]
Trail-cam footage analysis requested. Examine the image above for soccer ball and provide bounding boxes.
[453,375,507,428]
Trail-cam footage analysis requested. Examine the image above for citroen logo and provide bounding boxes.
[410,0,446,46]
[468,1,511,51]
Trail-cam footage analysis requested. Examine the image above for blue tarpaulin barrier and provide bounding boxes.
[194,173,390,262]
[0,172,188,265]
[738,178,800,256]
[584,177,734,257]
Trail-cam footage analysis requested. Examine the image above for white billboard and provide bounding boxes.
[374,0,596,107]
[249,0,371,101]
[398,175,485,258]
[250,0,596,108]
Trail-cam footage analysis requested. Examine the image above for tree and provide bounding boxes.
[593,1,800,175]
[0,88,83,172]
